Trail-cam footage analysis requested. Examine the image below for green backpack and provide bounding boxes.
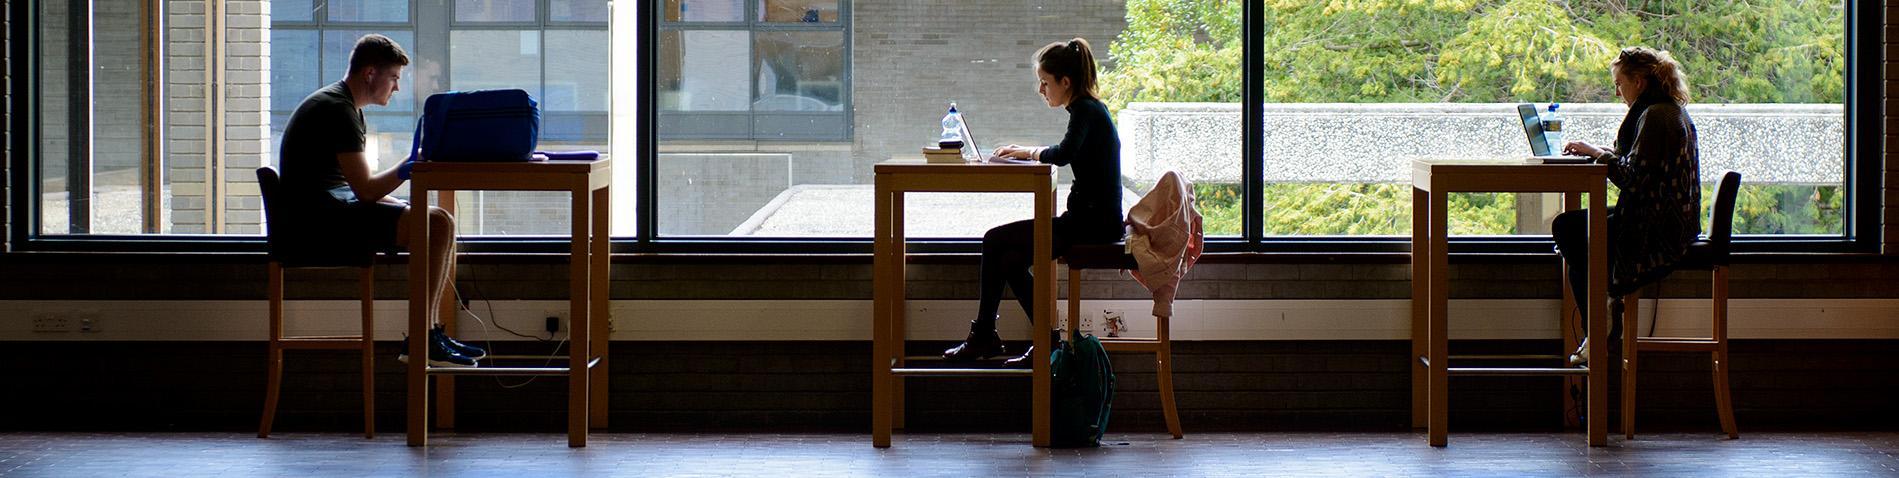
[1050,327,1115,448]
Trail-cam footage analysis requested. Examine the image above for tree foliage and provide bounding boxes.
[1105,0,1845,107]
[1106,0,1847,236]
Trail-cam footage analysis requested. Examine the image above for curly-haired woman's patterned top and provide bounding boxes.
[1587,95,1702,292]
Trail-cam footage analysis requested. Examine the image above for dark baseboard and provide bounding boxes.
[1,340,1892,433]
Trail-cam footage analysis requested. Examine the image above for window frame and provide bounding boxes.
[5,0,1882,257]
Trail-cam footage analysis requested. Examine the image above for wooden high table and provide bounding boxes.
[405,158,612,447]
[871,159,1057,447]
[1410,158,1609,447]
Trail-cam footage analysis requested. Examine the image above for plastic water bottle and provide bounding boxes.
[1542,103,1566,154]
[939,102,965,146]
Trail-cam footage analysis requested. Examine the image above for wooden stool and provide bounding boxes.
[1620,171,1741,440]
[255,167,379,439]
[1062,242,1183,438]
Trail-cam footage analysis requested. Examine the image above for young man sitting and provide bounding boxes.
[276,33,483,367]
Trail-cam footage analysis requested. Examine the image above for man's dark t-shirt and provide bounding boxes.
[276,81,403,252]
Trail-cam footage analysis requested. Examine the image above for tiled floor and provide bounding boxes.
[1,431,1895,477]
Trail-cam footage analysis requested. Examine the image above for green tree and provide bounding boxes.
[1102,0,1847,237]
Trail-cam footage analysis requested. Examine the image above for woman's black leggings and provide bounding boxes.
[975,218,1084,330]
[1551,209,1622,342]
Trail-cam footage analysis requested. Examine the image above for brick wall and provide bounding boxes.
[166,0,267,234]
[1886,2,1898,253]
[3,0,10,251]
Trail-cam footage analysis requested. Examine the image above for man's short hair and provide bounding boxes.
[347,34,410,76]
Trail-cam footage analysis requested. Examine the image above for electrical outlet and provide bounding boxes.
[1079,309,1097,335]
[32,314,72,333]
[77,310,102,333]
[545,315,562,334]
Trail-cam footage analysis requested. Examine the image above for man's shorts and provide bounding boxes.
[312,200,407,254]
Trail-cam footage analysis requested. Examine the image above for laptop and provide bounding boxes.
[1517,103,1591,164]
[952,106,1008,163]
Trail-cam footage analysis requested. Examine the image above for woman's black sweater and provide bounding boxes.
[1039,96,1124,241]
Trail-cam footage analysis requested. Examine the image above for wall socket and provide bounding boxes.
[31,314,72,333]
[545,316,562,334]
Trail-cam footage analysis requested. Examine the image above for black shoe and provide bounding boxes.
[432,325,487,360]
[942,321,1007,361]
[1001,331,1063,369]
[1001,346,1035,369]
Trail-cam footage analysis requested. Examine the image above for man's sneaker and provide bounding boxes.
[432,325,488,360]
[397,337,479,368]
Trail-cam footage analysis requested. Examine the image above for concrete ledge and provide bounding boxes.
[1120,102,1844,185]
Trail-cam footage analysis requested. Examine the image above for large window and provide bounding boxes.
[16,0,1874,252]
[29,0,605,239]
[650,1,1245,238]
[1245,0,1848,240]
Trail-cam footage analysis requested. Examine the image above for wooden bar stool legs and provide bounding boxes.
[1618,264,1739,440]
[1066,265,1183,439]
[259,263,378,439]
[1710,266,1739,438]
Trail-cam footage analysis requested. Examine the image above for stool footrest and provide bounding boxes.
[1421,355,1590,376]
[425,357,599,376]
[1445,354,1567,360]
[890,367,1033,377]
[277,337,370,349]
[1636,338,1719,352]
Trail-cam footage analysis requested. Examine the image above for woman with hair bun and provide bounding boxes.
[942,38,1124,368]
[1555,46,1703,365]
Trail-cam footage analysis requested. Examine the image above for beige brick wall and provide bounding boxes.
[1886,2,1898,253]
[165,0,267,234]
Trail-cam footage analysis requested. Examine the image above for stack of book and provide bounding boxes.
[922,142,965,163]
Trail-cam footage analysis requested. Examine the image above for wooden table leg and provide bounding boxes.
[891,189,907,431]
[1031,184,1053,448]
[1561,191,1582,429]
[1428,188,1450,447]
[435,191,458,430]
[406,185,432,447]
[568,186,592,448]
[872,178,893,448]
[590,185,611,430]
[1587,188,1609,447]
[1410,186,1429,429]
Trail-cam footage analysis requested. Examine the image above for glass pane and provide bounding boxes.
[455,0,535,22]
[752,31,843,111]
[269,30,321,113]
[658,30,750,112]
[550,0,608,22]
[326,0,411,23]
[273,0,315,22]
[38,0,165,235]
[449,30,541,92]
[544,30,611,113]
[1255,0,1846,237]
[447,30,572,236]
[663,0,742,22]
[38,0,74,234]
[759,0,837,23]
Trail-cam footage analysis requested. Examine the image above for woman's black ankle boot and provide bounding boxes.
[942,320,1006,361]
